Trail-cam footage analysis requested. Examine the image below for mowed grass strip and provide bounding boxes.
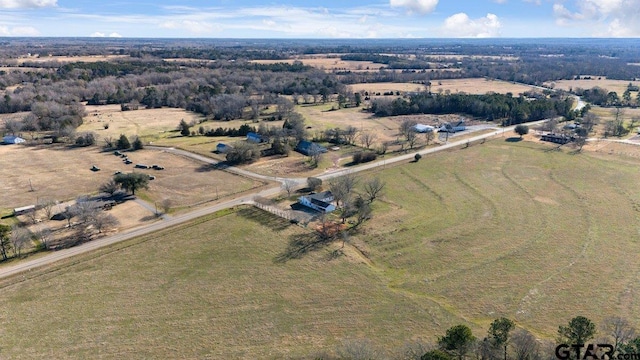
[364,139,640,335]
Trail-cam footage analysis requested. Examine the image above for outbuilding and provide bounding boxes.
[2,135,25,144]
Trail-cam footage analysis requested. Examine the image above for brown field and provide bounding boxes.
[251,58,386,71]
[545,77,638,95]
[0,145,260,214]
[348,82,428,94]
[78,105,206,140]
[431,78,535,95]
[11,54,129,65]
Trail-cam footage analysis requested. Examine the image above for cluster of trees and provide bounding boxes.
[309,315,640,360]
[371,93,575,125]
[573,86,640,107]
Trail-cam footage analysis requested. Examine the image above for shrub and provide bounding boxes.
[352,151,378,164]
[414,153,422,162]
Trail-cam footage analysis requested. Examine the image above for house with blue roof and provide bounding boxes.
[295,140,327,156]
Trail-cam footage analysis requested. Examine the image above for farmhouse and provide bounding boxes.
[295,140,327,156]
[2,135,25,144]
[298,191,336,213]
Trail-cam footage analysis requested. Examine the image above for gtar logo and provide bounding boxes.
[556,344,615,360]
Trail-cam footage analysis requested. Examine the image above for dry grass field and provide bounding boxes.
[0,145,260,214]
[545,77,638,95]
[349,78,535,97]
[348,82,428,94]
[79,105,206,140]
[11,54,129,65]
[1,138,639,358]
[251,58,386,71]
[430,78,535,95]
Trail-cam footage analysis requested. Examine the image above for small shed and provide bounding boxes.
[2,135,25,144]
[246,132,263,143]
[216,143,232,153]
[298,191,336,213]
[295,140,327,156]
[13,205,35,216]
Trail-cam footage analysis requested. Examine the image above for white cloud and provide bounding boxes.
[553,0,640,36]
[0,0,55,8]
[493,0,508,3]
[90,32,105,37]
[109,32,122,38]
[0,25,38,35]
[389,0,438,14]
[442,13,502,37]
[160,20,220,34]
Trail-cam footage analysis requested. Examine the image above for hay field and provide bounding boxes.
[546,77,637,95]
[1,139,640,357]
[0,146,259,213]
[79,105,206,140]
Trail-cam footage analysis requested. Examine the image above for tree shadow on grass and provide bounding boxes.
[195,162,230,173]
[274,233,329,263]
[505,137,523,142]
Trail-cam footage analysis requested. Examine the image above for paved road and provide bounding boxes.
[0,121,548,280]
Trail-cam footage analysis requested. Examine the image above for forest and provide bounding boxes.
[1,38,640,137]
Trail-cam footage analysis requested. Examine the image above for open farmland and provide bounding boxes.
[79,105,206,140]
[348,82,428,94]
[10,54,130,65]
[545,77,637,95]
[430,78,535,95]
[251,57,386,71]
[0,145,260,214]
[1,138,640,357]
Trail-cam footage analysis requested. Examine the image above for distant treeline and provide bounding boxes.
[371,93,575,124]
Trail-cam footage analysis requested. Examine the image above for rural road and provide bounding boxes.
[0,120,549,280]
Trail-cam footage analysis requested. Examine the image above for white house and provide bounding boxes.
[2,135,25,144]
[298,191,336,213]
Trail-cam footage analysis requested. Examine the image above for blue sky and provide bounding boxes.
[0,0,638,38]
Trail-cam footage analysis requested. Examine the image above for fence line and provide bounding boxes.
[252,201,295,221]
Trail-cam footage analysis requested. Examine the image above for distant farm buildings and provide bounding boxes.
[2,135,25,144]
[541,133,575,145]
[295,140,327,156]
[298,191,336,213]
[439,119,466,133]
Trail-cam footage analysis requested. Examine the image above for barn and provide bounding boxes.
[2,135,25,144]
[295,140,327,156]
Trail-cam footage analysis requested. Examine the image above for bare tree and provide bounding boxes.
[541,118,558,133]
[91,212,120,234]
[359,131,378,149]
[363,177,385,203]
[602,317,636,353]
[511,329,540,360]
[10,225,31,257]
[336,339,382,360]
[161,198,173,214]
[73,199,100,224]
[400,119,418,139]
[34,226,52,250]
[343,126,359,145]
[25,207,38,225]
[329,173,358,209]
[425,130,435,145]
[99,179,119,196]
[406,129,419,149]
[38,198,56,220]
[282,179,296,197]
